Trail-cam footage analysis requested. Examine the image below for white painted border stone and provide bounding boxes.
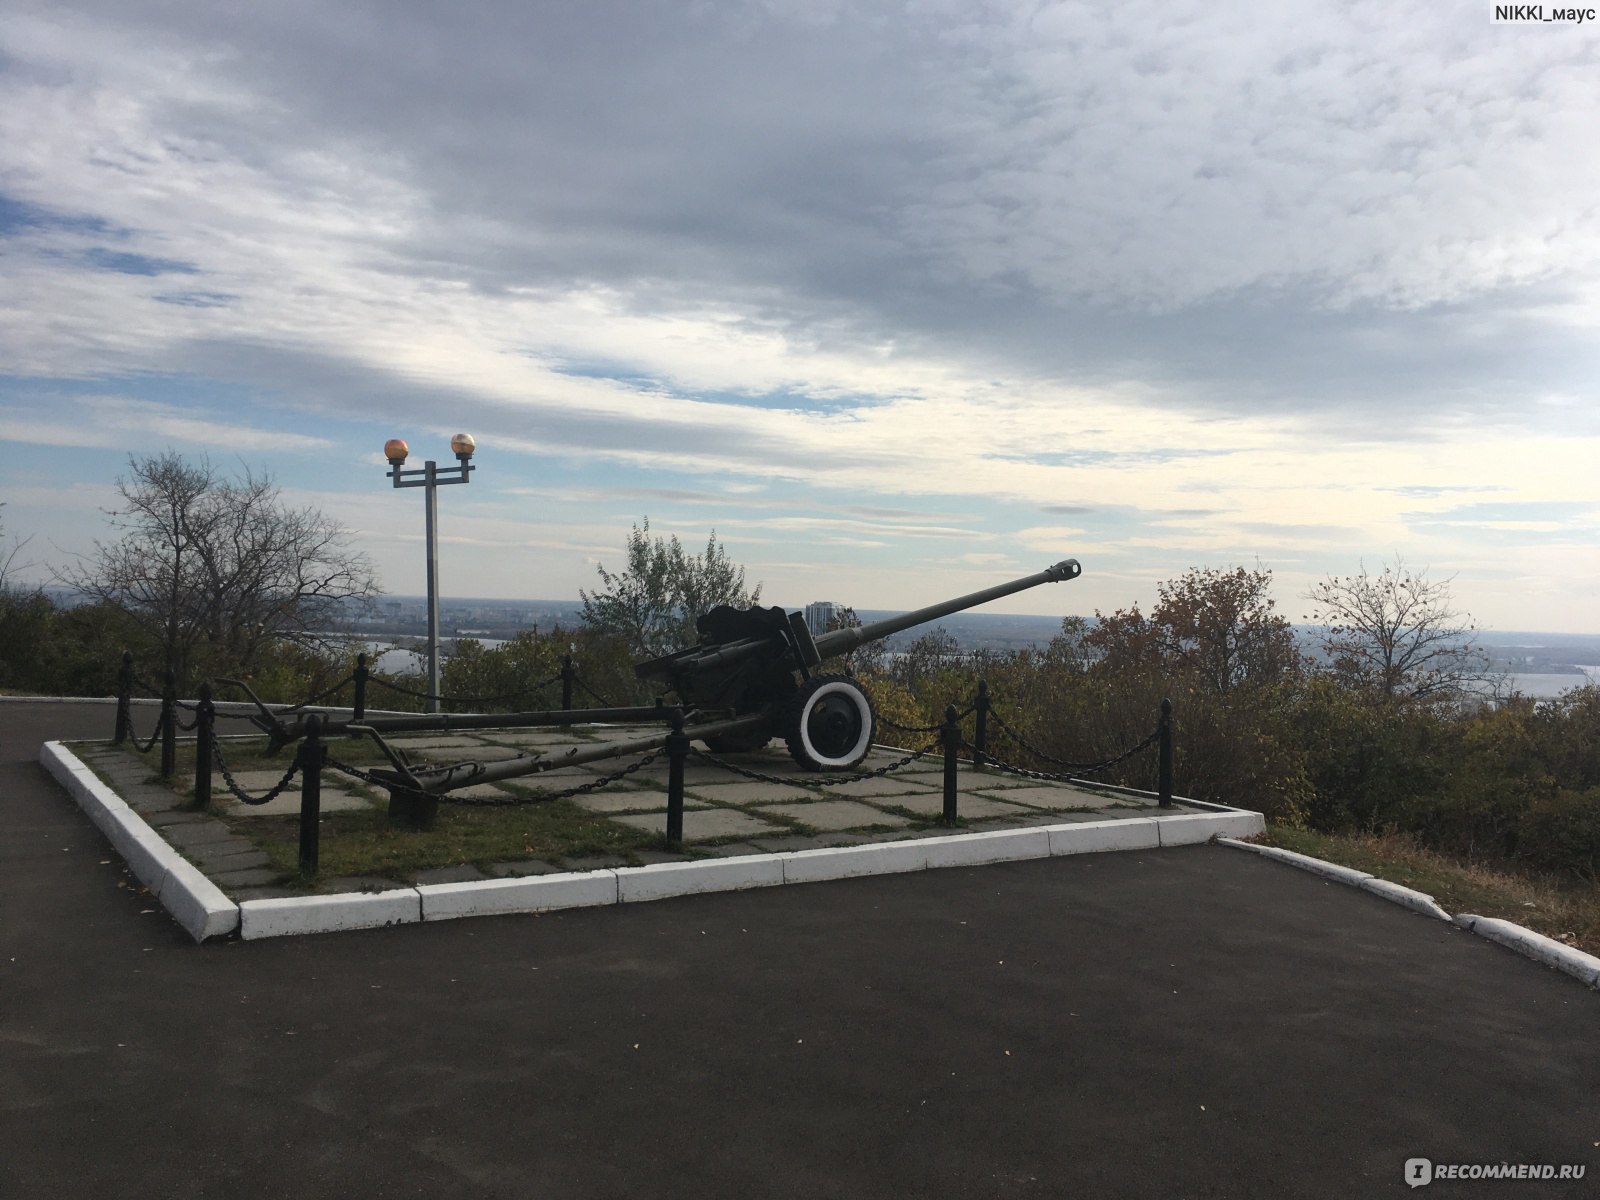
[41,741,241,941]
[419,870,619,920]
[616,857,783,903]
[1157,811,1266,846]
[1359,877,1451,922]
[1455,915,1600,989]
[782,840,929,883]
[157,858,240,940]
[240,890,421,940]
[1049,818,1159,855]
[1218,838,1374,887]
[920,828,1051,869]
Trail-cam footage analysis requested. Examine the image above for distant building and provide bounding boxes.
[804,600,837,636]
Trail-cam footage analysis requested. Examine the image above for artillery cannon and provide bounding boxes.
[257,559,1082,824]
[635,558,1082,770]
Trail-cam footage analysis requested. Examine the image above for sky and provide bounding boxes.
[1,1,1597,633]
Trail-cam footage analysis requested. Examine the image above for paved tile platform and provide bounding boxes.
[47,717,1263,942]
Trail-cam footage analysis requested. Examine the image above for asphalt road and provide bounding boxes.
[3,700,1596,1199]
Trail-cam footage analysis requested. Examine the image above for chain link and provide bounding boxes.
[271,672,359,713]
[363,671,566,710]
[976,727,1158,782]
[127,708,163,753]
[985,705,1155,773]
[211,740,302,805]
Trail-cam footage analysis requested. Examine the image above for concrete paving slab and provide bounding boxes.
[873,792,1034,821]
[610,809,786,841]
[210,867,284,889]
[485,859,569,877]
[806,775,940,798]
[216,787,368,817]
[687,780,819,804]
[572,790,708,814]
[966,784,1112,810]
[756,800,914,830]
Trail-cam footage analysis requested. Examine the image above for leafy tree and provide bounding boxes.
[580,519,760,659]
[1304,558,1489,705]
[63,452,378,688]
[1086,565,1302,694]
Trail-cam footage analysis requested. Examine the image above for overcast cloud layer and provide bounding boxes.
[1,1,1596,631]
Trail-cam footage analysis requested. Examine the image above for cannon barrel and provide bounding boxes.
[813,558,1082,659]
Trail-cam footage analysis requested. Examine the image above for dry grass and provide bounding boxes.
[1262,825,1600,958]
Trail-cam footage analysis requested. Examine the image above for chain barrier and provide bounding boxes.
[361,671,566,710]
[210,740,302,806]
[984,705,1154,773]
[271,672,359,713]
[875,703,975,736]
[324,749,663,806]
[688,742,939,788]
[975,727,1159,783]
[127,708,163,753]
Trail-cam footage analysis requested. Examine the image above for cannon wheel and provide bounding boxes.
[785,675,875,771]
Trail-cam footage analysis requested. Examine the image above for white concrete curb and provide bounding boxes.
[1156,812,1265,846]
[1359,877,1452,922]
[46,738,1264,940]
[1218,838,1376,888]
[1454,914,1600,990]
[40,742,239,942]
[240,890,420,940]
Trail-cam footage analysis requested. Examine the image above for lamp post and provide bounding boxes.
[384,433,477,714]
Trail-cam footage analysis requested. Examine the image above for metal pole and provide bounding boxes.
[423,459,441,715]
[561,653,575,711]
[194,682,214,810]
[353,652,368,724]
[941,703,960,826]
[1158,697,1174,809]
[665,708,688,848]
[298,714,324,876]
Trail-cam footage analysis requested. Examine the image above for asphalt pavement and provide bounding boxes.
[3,700,1596,1199]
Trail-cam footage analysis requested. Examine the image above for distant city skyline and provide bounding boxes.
[2,4,1596,632]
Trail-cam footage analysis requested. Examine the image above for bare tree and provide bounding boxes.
[64,453,379,685]
[1304,558,1489,704]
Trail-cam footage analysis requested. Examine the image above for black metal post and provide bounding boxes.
[113,652,133,744]
[1158,697,1174,809]
[941,703,960,826]
[298,714,324,876]
[561,653,575,711]
[973,679,990,769]
[665,708,688,848]
[352,652,368,724]
[159,669,177,779]
[194,682,214,810]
